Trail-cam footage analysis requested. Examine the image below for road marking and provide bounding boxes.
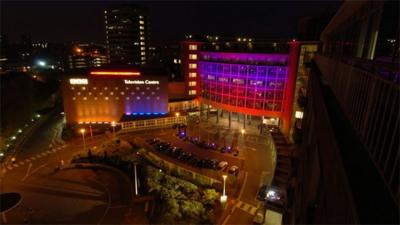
[21,163,33,181]
[238,172,248,200]
[249,206,257,215]
[235,200,258,215]
[222,214,231,225]
[28,163,47,177]
[19,161,25,165]
[13,163,19,168]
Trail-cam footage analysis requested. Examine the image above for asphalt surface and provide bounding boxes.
[0,113,145,224]
[121,113,276,225]
[1,112,276,225]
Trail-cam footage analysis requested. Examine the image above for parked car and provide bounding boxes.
[188,156,200,167]
[217,161,229,170]
[257,185,269,201]
[209,159,218,169]
[228,165,240,176]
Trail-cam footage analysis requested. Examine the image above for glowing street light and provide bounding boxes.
[220,174,228,207]
[175,112,180,117]
[80,129,86,151]
[241,129,246,136]
[111,121,116,136]
[37,60,46,67]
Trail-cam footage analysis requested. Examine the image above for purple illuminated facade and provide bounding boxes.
[198,51,294,121]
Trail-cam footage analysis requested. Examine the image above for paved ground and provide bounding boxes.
[0,114,148,224]
[1,111,276,225]
[121,112,276,225]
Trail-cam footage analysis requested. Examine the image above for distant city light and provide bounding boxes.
[37,60,46,67]
[11,136,16,140]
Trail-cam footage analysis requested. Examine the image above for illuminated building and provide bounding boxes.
[182,38,299,136]
[105,5,149,65]
[68,43,108,69]
[61,67,177,131]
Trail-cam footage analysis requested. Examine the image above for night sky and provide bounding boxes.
[1,1,341,45]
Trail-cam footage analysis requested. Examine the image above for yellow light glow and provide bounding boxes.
[80,129,85,134]
[90,71,141,76]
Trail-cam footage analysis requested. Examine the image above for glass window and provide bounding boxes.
[249,80,264,86]
[188,90,196,95]
[189,44,197,51]
[231,65,239,75]
[255,100,263,109]
[246,99,254,108]
[218,76,229,82]
[189,54,197,60]
[258,66,267,76]
[237,98,245,107]
[207,75,215,80]
[189,63,197,69]
[230,97,237,106]
[249,66,257,75]
[232,78,244,85]
[189,72,197,78]
[239,66,247,75]
[189,81,196,86]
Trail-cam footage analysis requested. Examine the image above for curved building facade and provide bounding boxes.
[196,43,299,134]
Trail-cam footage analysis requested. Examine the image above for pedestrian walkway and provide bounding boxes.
[234,200,259,215]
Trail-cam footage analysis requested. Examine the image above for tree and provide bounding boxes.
[202,189,219,207]
[164,198,182,221]
[180,200,205,220]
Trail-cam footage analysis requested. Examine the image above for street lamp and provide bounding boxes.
[80,129,86,151]
[241,128,246,136]
[111,121,116,137]
[222,174,227,196]
[220,175,228,207]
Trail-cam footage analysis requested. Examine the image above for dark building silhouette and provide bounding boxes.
[105,5,150,66]
[291,0,399,224]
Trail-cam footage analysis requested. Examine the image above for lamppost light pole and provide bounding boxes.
[80,129,86,151]
[111,121,116,137]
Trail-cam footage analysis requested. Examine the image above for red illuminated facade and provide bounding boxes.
[181,40,300,135]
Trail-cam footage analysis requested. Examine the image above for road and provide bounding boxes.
[0,113,146,224]
[1,111,276,225]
